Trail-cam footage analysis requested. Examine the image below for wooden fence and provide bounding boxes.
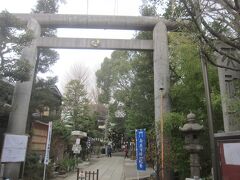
[77,169,99,180]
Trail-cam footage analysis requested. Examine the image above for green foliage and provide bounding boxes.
[169,32,204,113]
[29,77,62,120]
[146,129,156,168]
[58,156,76,172]
[94,145,101,157]
[0,11,33,82]
[9,59,32,81]
[62,79,94,132]
[121,9,156,133]
[31,0,62,74]
[95,3,224,178]
[164,112,189,179]
[52,120,71,141]
[96,51,134,142]
[168,32,223,177]
[37,48,59,73]
[96,51,131,103]
[96,29,223,178]
[32,0,65,14]
[139,3,158,16]
[96,35,155,135]
[96,49,155,142]
[162,0,188,21]
[168,32,223,129]
[96,22,156,156]
[0,80,13,114]
[24,153,52,180]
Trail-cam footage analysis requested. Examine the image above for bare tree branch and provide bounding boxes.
[181,0,240,67]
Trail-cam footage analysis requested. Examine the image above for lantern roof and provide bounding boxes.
[179,112,203,132]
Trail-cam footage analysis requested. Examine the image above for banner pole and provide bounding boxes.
[43,164,47,180]
[160,89,164,180]
[43,122,52,180]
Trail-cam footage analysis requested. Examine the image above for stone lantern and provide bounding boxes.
[179,112,203,179]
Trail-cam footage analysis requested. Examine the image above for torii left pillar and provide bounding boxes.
[4,18,40,180]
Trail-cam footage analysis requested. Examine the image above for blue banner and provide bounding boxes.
[135,129,146,171]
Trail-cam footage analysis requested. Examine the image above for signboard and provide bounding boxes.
[1,134,28,162]
[44,121,52,165]
[135,129,146,171]
[72,144,82,154]
[76,138,80,145]
[29,121,48,152]
[223,143,240,165]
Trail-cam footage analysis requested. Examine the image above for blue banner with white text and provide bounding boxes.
[135,129,146,171]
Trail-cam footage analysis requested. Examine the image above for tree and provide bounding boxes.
[27,0,64,124]
[96,51,132,104]
[164,112,188,179]
[21,0,64,135]
[32,0,65,14]
[96,49,155,138]
[150,0,240,69]
[61,63,89,91]
[61,63,100,137]
[31,0,65,74]
[62,79,94,131]
[0,11,33,115]
[95,5,157,142]
[0,11,33,82]
[141,1,227,177]
[29,76,62,120]
[163,31,223,178]
[96,3,224,177]
[181,0,239,64]
[96,50,133,140]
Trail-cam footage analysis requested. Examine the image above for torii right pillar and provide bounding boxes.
[153,21,171,179]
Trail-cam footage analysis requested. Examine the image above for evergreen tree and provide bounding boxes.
[28,0,64,123]
[31,0,64,74]
[62,79,94,131]
[29,76,62,121]
[0,11,33,82]
[0,11,33,113]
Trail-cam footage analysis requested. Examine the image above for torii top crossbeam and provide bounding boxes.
[14,13,177,31]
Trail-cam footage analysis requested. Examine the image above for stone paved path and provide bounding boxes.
[83,156,124,180]
[54,156,124,180]
[53,154,154,180]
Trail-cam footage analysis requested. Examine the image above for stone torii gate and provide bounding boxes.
[4,13,177,178]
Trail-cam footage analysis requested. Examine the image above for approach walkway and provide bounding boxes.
[83,156,124,180]
[53,153,154,180]
[123,158,154,180]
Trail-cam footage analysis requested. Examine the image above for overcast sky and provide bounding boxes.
[0,0,142,92]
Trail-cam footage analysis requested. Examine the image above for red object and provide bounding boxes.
[218,142,240,180]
